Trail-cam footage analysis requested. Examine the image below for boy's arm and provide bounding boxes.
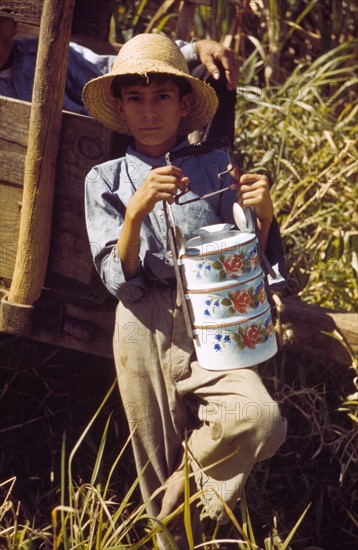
[116,212,142,280]
[115,207,143,280]
[229,168,287,287]
[116,165,189,280]
[231,170,274,252]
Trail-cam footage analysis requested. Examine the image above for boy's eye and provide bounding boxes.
[126,95,140,102]
[157,93,170,100]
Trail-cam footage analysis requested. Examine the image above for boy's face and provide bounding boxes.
[116,78,192,156]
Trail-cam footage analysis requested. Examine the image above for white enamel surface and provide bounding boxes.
[186,271,267,324]
[192,308,278,370]
[180,230,260,287]
[178,224,277,370]
[193,223,235,238]
[184,230,255,255]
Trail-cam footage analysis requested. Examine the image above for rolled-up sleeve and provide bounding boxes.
[84,165,146,302]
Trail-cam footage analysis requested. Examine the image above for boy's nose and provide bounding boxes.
[140,99,158,117]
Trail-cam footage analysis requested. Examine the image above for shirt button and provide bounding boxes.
[167,250,173,257]
[157,209,163,216]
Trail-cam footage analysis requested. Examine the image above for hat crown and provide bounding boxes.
[113,33,189,76]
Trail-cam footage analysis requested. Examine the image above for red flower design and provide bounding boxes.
[242,323,261,348]
[231,289,253,313]
[223,254,244,276]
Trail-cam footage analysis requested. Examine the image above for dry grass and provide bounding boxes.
[1,2,357,548]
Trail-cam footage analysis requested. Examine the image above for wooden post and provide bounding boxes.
[175,1,196,41]
[7,0,76,305]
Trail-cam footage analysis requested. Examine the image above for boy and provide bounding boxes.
[83,33,287,549]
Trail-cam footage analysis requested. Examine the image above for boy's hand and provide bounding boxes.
[230,168,274,226]
[128,166,189,219]
[195,39,239,91]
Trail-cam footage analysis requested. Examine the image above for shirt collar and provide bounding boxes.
[125,137,191,166]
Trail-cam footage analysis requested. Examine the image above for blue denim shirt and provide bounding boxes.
[0,39,199,114]
[85,140,286,302]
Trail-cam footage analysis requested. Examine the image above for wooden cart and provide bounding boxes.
[0,0,356,364]
[0,0,118,357]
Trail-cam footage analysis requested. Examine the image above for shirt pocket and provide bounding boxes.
[173,199,223,240]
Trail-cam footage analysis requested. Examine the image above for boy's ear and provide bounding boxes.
[180,93,193,119]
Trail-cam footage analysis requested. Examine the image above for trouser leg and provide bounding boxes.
[113,289,286,542]
[112,288,202,549]
[176,363,287,523]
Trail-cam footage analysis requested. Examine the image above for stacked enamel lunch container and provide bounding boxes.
[178,204,278,370]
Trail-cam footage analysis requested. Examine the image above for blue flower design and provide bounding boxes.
[214,334,222,341]
[204,309,211,317]
[214,343,222,351]
[223,335,231,343]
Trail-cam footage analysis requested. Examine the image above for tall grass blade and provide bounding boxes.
[279,503,311,550]
[183,440,194,549]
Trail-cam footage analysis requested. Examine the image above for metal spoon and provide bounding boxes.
[233,202,248,231]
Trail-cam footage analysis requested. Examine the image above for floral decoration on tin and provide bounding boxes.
[203,279,266,318]
[212,315,274,352]
[193,245,259,281]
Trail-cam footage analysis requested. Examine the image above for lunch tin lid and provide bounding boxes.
[193,305,271,329]
[182,231,257,258]
[184,269,264,293]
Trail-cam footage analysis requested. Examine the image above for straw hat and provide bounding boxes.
[82,33,218,135]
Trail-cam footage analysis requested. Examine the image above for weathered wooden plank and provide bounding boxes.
[0,286,116,358]
[0,103,28,191]
[0,97,113,289]
[0,98,30,147]
[49,111,113,284]
[0,100,27,281]
[0,150,25,187]
[0,1,42,26]
[0,185,22,280]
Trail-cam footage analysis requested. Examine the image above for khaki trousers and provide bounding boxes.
[113,286,287,548]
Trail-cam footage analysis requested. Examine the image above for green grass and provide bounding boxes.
[234,40,358,311]
[0,329,357,548]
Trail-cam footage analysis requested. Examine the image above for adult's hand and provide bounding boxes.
[195,39,239,91]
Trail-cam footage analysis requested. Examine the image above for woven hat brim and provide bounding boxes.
[83,68,218,136]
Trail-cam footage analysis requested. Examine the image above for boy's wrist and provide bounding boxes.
[126,201,146,226]
[257,213,273,227]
